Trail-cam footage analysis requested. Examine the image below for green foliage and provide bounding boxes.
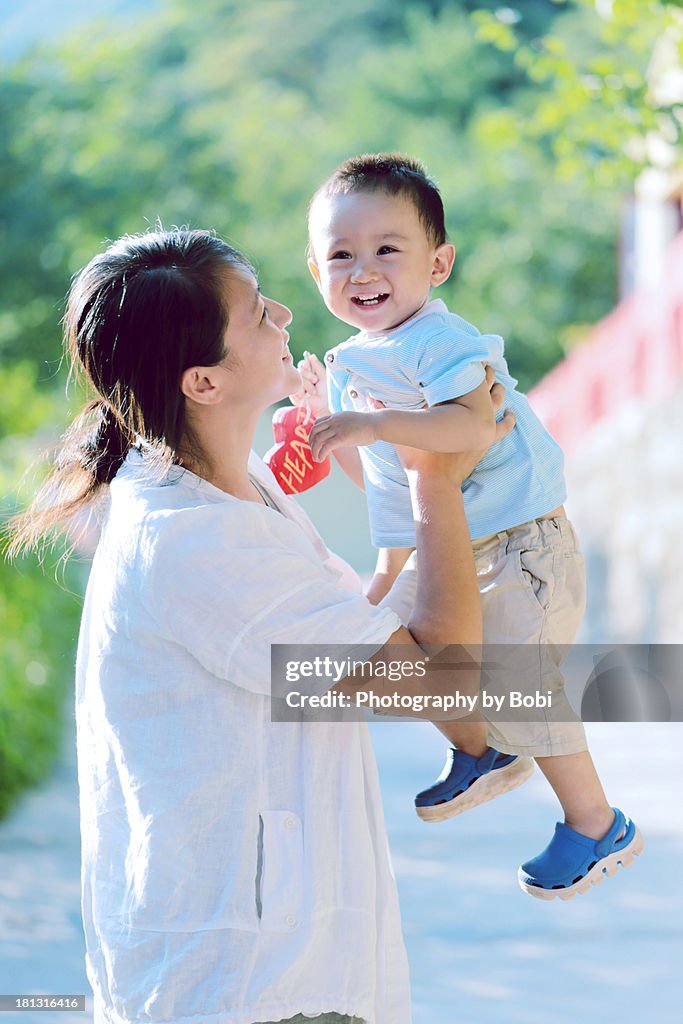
[0,552,81,820]
[0,363,61,492]
[3,0,670,393]
[0,0,666,412]
[0,363,81,819]
[473,0,683,188]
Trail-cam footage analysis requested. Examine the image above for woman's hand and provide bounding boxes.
[395,367,515,485]
[288,351,330,418]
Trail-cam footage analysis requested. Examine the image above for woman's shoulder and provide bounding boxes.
[114,453,318,562]
[96,451,341,616]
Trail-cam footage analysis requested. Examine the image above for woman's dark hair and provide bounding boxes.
[7,228,253,557]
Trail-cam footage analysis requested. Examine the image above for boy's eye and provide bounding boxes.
[329,250,351,260]
[377,245,398,255]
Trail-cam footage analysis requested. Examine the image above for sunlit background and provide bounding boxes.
[1,1,682,1021]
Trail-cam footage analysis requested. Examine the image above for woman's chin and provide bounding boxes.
[283,364,302,392]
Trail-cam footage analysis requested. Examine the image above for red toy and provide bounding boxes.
[263,405,331,494]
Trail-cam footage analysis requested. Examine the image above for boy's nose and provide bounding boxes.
[350,258,379,283]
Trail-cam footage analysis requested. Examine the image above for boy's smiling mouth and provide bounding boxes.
[351,293,389,307]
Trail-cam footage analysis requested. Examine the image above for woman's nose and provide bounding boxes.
[272,301,293,328]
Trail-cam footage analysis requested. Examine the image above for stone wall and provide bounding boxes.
[530,232,683,643]
[564,385,683,642]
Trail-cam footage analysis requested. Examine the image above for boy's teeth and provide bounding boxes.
[355,293,385,305]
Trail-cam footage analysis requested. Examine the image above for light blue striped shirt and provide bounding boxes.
[325,299,566,546]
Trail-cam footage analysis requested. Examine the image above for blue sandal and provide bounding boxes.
[415,746,534,823]
[518,807,644,900]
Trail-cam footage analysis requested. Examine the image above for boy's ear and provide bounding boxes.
[431,243,456,287]
[307,257,322,291]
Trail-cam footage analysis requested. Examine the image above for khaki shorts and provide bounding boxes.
[381,516,588,758]
[473,516,588,757]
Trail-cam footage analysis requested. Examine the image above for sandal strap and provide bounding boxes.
[475,747,500,773]
[595,808,626,858]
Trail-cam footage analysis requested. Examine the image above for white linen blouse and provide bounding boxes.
[75,448,410,1024]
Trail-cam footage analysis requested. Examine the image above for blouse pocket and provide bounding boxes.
[257,810,304,933]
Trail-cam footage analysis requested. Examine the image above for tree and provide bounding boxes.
[472,0,683,189]
[0,0,629,389]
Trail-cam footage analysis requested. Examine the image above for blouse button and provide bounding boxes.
[349,389,358,399]
[284,816,297,830]
[285,914,297,927]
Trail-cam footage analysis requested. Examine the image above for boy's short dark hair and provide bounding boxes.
[309,153,447,248]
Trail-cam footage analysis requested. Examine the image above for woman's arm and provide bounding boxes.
[331,450,481,712]
[403,459,481,646]
[333,375,516,709]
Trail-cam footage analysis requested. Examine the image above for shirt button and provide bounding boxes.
[284,816,298,830]
[325,352,335,364]
[349,389,358,399]
[285,914,297,927]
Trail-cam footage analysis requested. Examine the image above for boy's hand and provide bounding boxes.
[288,351,330,418]
[309,411,379,463]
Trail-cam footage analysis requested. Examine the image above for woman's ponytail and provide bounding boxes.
[6,399,133,558]
[75,400,132,487]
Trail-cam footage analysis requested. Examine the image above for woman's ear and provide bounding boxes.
[307,257,322,291]
[431,243,456,287]
[179,365,226,405]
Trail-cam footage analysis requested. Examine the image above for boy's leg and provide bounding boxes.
[535,750,614,839]
[480,517,615,834]
[378,555,489,752]
[381,548,535,821]
[476,516,643,895]
[479,516,590,763]
[434,716,488,756]
[414,646,531,821]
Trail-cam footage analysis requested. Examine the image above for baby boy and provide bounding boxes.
[296,153,642,899]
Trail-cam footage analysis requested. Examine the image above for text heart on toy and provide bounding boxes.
[264,405,331,494]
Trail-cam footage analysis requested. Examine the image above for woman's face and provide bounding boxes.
[221,268,299,406]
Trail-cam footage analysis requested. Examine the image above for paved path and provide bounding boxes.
[0,721,90,1024]
[1,722,681,1023]
[373,722,683,1024]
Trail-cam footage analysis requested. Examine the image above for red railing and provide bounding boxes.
[529,231,683,455]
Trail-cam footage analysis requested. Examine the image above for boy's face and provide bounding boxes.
[308,190,454,332]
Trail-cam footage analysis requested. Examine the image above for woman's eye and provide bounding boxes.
[261,306,268,322]
[329,251,351,260]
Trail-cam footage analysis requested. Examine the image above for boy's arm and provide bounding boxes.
[365,546,414,605]
[333,446,365,491]
[378,378,497,451]
[309,377,497,462]
[290,351,365,490]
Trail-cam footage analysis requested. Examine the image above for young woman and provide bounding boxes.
[9,229,512,1024]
